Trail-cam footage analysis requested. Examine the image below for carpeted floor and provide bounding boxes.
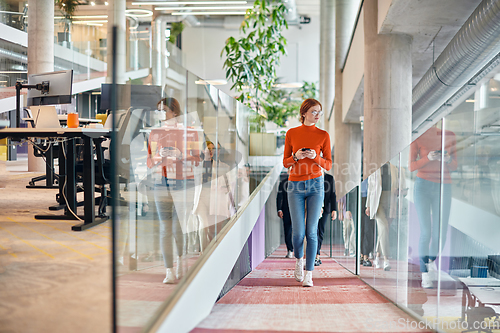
[0,159,113,333]
[191,246,433,333]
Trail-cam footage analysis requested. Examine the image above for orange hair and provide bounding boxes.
[299,98,322,123]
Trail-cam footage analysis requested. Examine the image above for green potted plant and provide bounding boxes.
[259,81,318,150]
[56,0,79,43]
[221,0,288,155]
[221,0,288,106]
[169,22,184,46]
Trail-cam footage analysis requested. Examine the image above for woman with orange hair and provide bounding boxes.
[283,98,332,287]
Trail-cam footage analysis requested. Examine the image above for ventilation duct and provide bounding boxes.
[412,0,500,127]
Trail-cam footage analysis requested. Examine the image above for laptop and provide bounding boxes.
[29,106,61,129]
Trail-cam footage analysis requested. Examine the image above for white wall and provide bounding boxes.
[342,7,364,123]
[182,16,320,96]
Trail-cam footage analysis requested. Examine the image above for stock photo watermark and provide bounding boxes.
[364,317,500,331]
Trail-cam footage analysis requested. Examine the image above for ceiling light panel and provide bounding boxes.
[171,11,246,15]
[132,1,247,5]
[156,6,251,10]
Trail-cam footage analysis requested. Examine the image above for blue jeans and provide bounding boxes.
[288,176,324,271]
[414,177,452,272]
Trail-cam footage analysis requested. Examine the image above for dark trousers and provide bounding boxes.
[360,196,375,256]
[317,212,330,255]
[283,213,293,252]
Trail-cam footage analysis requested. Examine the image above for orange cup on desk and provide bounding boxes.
[67,113,79,128]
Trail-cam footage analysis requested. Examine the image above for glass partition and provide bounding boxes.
[110,51,276,329]
[354,81,500,332]
[363,157,401,303]
[433,80,500,330]
[335,186,359,274]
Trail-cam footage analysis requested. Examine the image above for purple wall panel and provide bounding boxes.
[249,206,266,270]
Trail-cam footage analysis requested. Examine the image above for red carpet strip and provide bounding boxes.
[191,245,432,333]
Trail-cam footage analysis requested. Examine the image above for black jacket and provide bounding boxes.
[323,173,337,214]
[276,176,290,217]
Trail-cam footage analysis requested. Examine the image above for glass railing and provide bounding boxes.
[0,10,26,31]
[110,51,282,330]
[336,75,500,331]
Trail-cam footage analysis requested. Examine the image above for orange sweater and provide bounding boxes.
[409,126,457,183]
[283,124,332,181]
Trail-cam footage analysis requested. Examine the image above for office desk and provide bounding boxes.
[468,287,500,306]
[0,128,110,231]
[459,278,500,322]
[20,118,103,189]
[57,115,101,126]
[23,117,101,126]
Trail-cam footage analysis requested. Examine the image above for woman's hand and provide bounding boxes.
[306,150,317,159]
[295,148,317,160]
[160,147,182,158]
[427,151,440,161]
[294,149,307,160]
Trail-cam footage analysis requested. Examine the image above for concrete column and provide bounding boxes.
[27,0,53,172]
[151,14,167,88]
[333,0,362,198]
[319,0,335,133]
[363,0,412,177]
[106,0,126,84]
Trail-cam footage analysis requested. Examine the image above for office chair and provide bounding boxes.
[26,106,61,189]
[75,108,137,213]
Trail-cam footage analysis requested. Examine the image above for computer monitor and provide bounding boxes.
[27,70,73,106]
[99,84,162,112]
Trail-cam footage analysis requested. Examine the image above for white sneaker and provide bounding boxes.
[286,251,294,258]
[426,260,438,280]
[303,270,313,287]
[163,268,175,284]
[294,258,304,282]
[373,257,380,269]
[383,260,391,271]
[421,272,433,289]
[368,252,373,260]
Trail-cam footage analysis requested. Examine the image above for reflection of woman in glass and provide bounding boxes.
[147,97,188,284]
[283,99,332,287]
[365,167,391,271]
[365,163,401,271]
[195,141,236,251]
[410,125,457,288]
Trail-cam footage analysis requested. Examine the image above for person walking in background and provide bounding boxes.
[410,125,456,288]
[338,196,355,257]
[315,173,337,266]
[360,179,375,266]
[283,98,332,287]
[365,164,399,271]
[277,170,293,258]
[147,97,190,284]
